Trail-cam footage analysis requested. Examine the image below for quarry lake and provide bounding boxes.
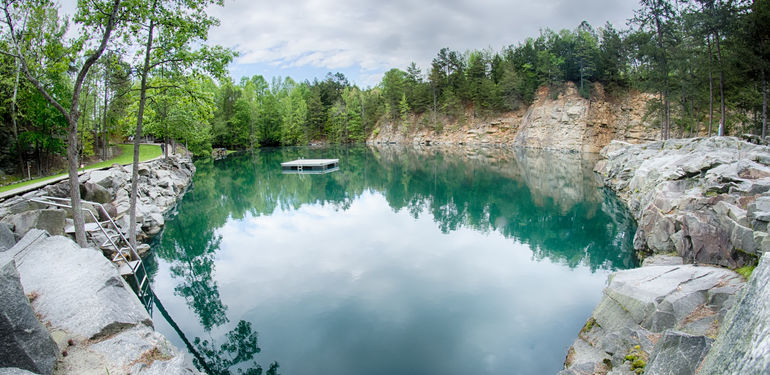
[145,145,638,375]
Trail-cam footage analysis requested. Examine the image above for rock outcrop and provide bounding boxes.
[559,261,745,375]
[596,137,770,267]
[2,231,200,375]
[0,261,58,374]
[699,253,770,374]
[368,83,658,152]
[514,84,657,153]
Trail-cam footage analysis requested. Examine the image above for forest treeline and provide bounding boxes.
[1,0,769,179]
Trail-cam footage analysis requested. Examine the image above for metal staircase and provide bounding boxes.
[26,196,153,311]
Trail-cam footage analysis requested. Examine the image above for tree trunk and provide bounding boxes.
[11,60,24,175]
[93,82,99,156]
[129,12,156,248]
[659,93,665,140]
[714,30,726,136]
[707,35,714,137]
[66,115,87,246]
[102,65,109,160]
[432,86,437,126]
[762,69,767,139]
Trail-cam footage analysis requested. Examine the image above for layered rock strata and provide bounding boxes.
[368,83,659,152]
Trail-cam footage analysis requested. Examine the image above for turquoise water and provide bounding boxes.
[145,145,637,375]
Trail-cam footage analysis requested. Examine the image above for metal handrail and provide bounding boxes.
[25,196,153,309]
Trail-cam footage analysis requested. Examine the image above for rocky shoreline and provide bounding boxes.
[0,155,200,374]
[560,137,770,375]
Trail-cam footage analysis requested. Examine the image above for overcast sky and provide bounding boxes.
[60,0,640,87]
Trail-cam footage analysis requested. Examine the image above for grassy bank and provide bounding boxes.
[0,144,162,193]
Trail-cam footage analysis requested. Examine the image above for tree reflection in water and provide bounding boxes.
[193,320,280,375]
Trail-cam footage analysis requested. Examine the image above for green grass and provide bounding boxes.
[0,144,162,193]
[735,265,755,280]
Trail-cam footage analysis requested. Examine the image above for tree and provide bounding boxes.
[632,0,677,139]
[574,21,599,97]
[280,81,309,145]
[124,0,232,247]
[399,92,410,135]
[1,0,124,247]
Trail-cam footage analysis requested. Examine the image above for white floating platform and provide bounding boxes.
[281,159,339,174]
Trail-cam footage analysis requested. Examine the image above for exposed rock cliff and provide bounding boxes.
[368,83,658,151]
[564,136,770,375]
[699,252,770,374]
[596,137,770,267]
[559,259,745,375]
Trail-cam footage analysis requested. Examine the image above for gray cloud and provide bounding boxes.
[209,0,637,75]
[55,0,638,84]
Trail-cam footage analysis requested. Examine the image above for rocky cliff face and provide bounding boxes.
[596,137,770,267]
[559,256,745,375]
[368,83,658,152]
[569,136,770,375]
[699,252,770,374]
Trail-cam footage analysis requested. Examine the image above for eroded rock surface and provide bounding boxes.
[559,262,744,375]
[369,82,658,151]
[13,235,152,340]
[699,253,770,374]
[0,261,58,375]
[596,137,770,267]
[3,232,199,375]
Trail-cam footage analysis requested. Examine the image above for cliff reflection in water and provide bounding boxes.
[367,145,637,270]
[146,145,637,375]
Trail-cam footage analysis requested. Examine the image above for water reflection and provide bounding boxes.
[147,145,637,375]
[194,320,280,375]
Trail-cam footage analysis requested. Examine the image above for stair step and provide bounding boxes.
[118,260,141,276]
[65,222,103,234]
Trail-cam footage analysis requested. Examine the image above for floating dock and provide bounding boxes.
[281,158,339,174]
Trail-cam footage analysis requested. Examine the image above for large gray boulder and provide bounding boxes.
[645,330,712,375]
[699,253,770,374]
[80,182,112,204]
[55,325,199,375]
[0,223,15,251]
[0,261,58,375]
[14,236,151,340]
[0,210,65,238]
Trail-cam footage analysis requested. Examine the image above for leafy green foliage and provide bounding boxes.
[2,1,770,170]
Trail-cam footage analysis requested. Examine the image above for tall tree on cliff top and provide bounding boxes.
[633,0,677,140]
[125,0,232,247]
[1,0,123,247]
